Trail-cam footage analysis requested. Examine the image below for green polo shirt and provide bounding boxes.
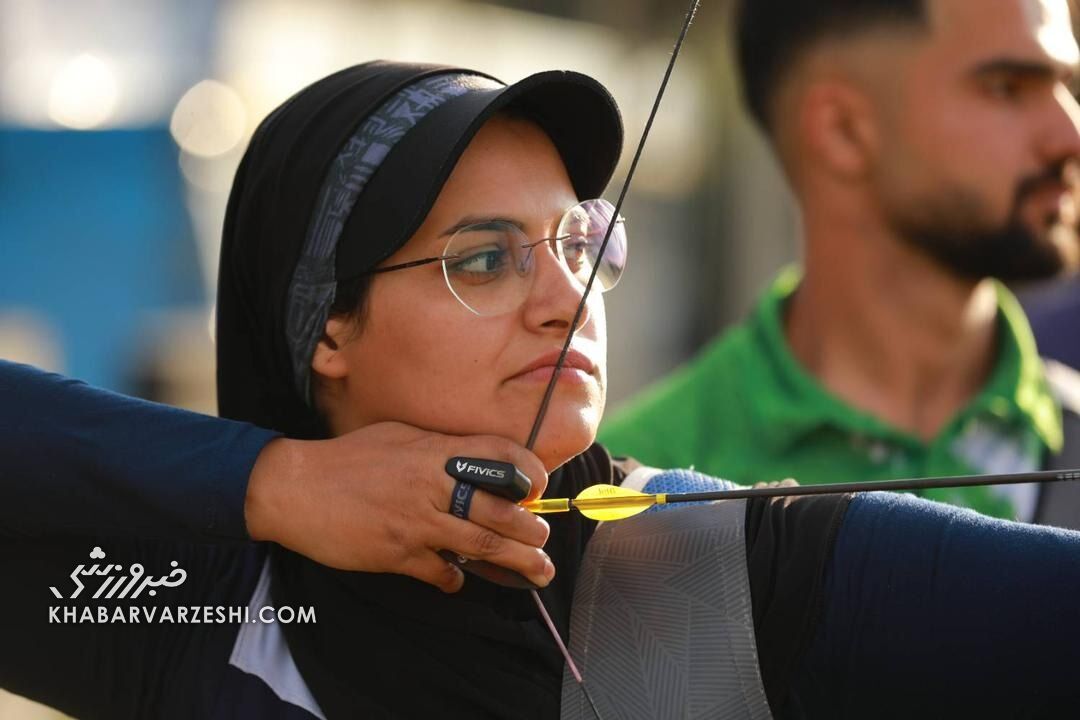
[600,268,1063,519]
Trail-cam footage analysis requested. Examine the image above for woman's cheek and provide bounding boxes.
[588,295,608,393]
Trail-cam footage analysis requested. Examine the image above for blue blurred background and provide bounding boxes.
[1,129,202,386]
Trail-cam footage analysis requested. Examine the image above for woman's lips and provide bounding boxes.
[512,366,596,384]
[508,349,598,384]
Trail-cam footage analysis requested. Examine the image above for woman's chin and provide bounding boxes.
[530,414,600,473]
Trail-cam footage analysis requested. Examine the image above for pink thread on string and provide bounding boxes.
[530,589,583,683]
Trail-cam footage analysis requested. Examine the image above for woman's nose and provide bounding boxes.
[521,240,590,333]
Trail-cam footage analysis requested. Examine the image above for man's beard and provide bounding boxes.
[889,164,1079,283]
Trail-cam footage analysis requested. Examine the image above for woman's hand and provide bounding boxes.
[243,422,553,593]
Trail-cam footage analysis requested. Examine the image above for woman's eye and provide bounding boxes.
[448,247,508,279]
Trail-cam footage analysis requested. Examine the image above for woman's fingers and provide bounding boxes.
[431,513,556,588]
[246,422,559,591]
[403,552,466,594]
[455,487,551,547]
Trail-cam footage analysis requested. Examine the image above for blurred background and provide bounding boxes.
[0,0,1076,715]
[0,0,805,420]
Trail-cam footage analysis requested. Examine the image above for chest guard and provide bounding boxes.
[561,469,772,719]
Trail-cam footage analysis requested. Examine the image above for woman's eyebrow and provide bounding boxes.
[440,216,525,237]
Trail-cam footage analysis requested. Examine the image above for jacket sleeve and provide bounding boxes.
[0,360,280,541]
[786,492,1080,717]
[0,361,278,718]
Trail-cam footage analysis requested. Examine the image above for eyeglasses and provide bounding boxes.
[369,198,627,316]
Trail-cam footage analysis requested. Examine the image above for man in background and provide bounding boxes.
[602,0,1080,522]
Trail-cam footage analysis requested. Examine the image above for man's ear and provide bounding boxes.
[799,80,879,179]
[310,316,353,381]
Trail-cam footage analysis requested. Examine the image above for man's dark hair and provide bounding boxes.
[735,0,927,133]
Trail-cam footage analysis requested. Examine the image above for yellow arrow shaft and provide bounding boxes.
[522,492,668,521]
[525,498,571,514]
[573,494,663,513]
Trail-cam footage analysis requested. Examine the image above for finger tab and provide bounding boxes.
[445,456,531,502]
[436,550,540,590]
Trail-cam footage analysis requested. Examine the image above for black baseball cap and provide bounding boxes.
[334,67,624,280]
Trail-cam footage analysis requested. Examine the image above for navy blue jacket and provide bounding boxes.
[0,361,325,719]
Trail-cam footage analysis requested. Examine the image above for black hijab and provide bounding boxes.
[215,61,623,718]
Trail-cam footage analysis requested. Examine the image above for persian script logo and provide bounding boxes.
[49,547,187,600]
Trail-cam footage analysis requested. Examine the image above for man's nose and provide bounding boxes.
[1039,84,1080,165]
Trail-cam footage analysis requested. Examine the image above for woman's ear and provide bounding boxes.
[310,316,353,381]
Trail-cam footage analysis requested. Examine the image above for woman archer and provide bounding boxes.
[0,60,1078,720]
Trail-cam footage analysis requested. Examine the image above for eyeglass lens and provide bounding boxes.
[441,198,626,316]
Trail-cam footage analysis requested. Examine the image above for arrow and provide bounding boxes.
[523,468,1080,521]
